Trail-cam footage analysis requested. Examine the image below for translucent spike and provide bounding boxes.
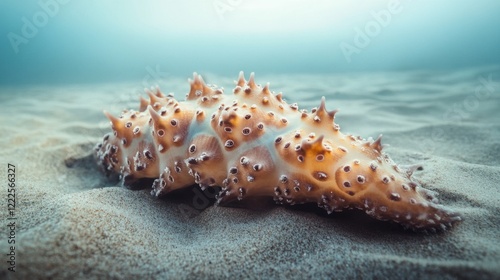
[139,96,149,112]
[248,72,256,88]
[147,105,162,124]
[237,71,245,86]
[262,82,270,94]
[276,92,283,102]
[155,86,164,97]
[104,111,121,128]
[318,96,326,112]
[372,134,383,152]
[147,91,162,106]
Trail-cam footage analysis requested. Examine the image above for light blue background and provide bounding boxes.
[1,0,499,85]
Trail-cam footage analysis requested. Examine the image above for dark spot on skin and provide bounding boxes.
[389,193,401,201]
[225,140,235,148]
[356,175,365,183]
[240,157,249,165]
[200,153,210,161]
[315,172,328,181]
[274,187,281,195]
[343,181,351,188]
[253,164,262,171]
[189,144,196,153]
[170,119,177,126]
[275,137,282,144]
[280,175,288,184]
[144,150,153,160]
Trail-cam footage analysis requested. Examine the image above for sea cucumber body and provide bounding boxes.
[95,72,461,231]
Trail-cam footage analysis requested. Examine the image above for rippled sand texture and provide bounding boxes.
[0,66,499,279]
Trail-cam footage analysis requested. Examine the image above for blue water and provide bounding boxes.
[1,0,500,85]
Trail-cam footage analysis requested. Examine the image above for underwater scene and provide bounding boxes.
[0,1,499,279]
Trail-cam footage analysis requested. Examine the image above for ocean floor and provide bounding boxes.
[1,66,499,279]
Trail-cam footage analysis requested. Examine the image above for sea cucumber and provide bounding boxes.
[94,72,461,231]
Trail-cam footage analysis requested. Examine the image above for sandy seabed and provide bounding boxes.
[1,66,499,279]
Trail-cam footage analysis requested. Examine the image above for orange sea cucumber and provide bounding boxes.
[94,72,462,231]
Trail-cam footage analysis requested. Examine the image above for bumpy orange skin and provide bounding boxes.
[95,72,462,232]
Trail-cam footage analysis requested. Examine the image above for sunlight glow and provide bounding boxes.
[112,0,399,35]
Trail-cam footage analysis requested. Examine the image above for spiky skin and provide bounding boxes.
[94,72,462,232]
